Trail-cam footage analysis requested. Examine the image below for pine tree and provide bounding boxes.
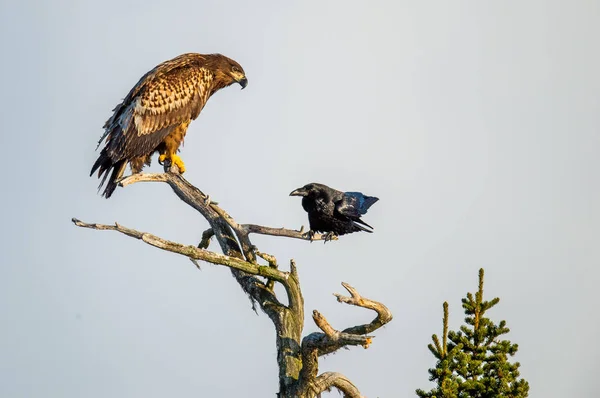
[416,269,529,398]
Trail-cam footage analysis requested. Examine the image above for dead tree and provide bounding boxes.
[73,171,392,398]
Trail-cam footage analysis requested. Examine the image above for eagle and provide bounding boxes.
[91,53,248,198]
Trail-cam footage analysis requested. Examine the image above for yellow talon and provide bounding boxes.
[171,154,186,173]
[158,154,186,173]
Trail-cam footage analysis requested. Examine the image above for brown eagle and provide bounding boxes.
[91,53,248,198]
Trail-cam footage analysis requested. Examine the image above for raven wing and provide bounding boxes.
[334,192,379,229]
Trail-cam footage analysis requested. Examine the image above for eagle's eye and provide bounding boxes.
[231,66,239,73]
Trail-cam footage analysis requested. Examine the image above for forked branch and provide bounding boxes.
[298,283,392,396]
[334,282,393,335]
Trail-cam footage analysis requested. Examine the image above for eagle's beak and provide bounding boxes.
[238,76,248,89]
[289,188,307,197]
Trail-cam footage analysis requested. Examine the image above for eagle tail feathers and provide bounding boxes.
[90,150,127,198]
[101,160,127,198]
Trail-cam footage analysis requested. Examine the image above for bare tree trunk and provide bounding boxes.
[74,171,392,397]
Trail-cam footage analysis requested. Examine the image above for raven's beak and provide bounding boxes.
[289,188,307,197]
[238,76,248,89]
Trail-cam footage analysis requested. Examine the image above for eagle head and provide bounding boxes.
[210,54,248,89]
[230,62,248,89]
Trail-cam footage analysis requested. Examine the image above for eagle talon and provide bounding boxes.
[158,154,186,173]
[171,154,186,173]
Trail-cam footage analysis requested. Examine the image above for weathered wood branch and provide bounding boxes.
[71,218,288,283]
[296,283,392,396]
[302,282,392,356]
[311,310,374,349]
[334,282,393,336]
[311,372,364,398]
[76,171,392,398]
[256,249,277,291]
[198,228,214,250]
[242,224,337,242]
[207,200,258,263]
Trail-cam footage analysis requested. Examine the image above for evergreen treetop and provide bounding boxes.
[416,268,529,398]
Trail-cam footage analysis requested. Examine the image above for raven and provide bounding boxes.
[289,183,379,241]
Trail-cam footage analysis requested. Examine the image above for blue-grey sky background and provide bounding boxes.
[1,1,598,397]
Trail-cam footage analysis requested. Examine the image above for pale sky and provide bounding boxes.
[1,1,599,397]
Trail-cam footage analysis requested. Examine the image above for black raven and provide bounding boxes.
[289,183,379,241]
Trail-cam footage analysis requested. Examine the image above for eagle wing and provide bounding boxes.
[100,54,211,161]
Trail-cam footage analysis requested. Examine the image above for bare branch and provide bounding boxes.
[256,250,278,268]
[310,372,364,398]
[119,172,170,186]
[286,259,304,320]
[254,250,277,290]
[208,202,257,263]
[198,228,214,250]
[71,218,288,283]
[242,224,335,242]
[297,283,389,396]
[335,282,393,335]
[297,282,391,394]
[256,250,278,291]
[305,310,374,353]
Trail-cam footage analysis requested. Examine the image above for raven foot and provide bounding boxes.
[323,232,338,243]
[303,230,316,242]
